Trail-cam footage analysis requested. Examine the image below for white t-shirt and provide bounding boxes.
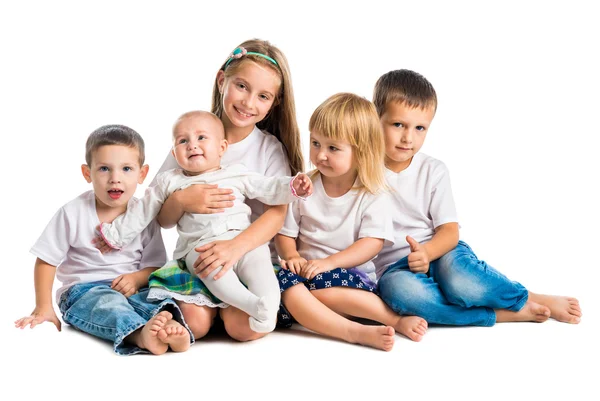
[280,174,394,280]
[375,153,458,277]
[30,191,167,303]
[155,126,291,261]
[102,164,300,260]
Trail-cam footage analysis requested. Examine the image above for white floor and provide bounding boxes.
[5,292,596,401]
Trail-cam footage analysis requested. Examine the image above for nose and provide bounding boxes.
[109,171,121,183]
[401,129,413,144]
[241,92,255,109]
[316,149,327,162]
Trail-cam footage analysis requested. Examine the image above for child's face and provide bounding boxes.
[81,145,148,210]
[381,101,435,172]
[217,61,281,131]
[172,115,228,175]
[310,131,356,181]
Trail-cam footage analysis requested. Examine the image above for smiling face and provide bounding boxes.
[171,113,227,175]
[310,130,357,183]
[81,145,148,212]
[381,101,436,172]
[217,60,281,133]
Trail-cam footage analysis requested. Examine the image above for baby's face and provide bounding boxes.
[380,101,435,173]
[83,145,147,211]
[172,115,227,175]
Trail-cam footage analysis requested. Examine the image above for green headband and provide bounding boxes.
[224,46,278,69]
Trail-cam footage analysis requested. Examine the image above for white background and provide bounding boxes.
[1,1,598,400]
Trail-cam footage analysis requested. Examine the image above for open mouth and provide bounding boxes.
[108,189,124,199]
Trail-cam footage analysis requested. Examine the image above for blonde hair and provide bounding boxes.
[211,39,304,175]
[309,93,386,194]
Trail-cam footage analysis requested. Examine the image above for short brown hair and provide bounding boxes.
[85,125,145,166]
[373,69,437,117]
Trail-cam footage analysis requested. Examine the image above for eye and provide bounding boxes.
[329,146,339,152]
[236,83,247,90]
[259,94,270,101]
[416,125,427,132]
[99,166,109,172]
[393,122,404,128]
[198,135,206,140]
[311,140,320,148]
[178,138,187,144]
[123,166,132,172]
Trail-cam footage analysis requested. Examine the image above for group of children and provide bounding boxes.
[15,39,582,355]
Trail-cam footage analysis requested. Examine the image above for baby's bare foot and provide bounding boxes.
[529,293,582,324]
[496,301,550,323]
[132,311,173,355]
[157,320,191,352]
[394,315,428,342]
[351,325,395,351]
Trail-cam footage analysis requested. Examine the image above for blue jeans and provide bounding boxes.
[59,280,190,355]
[377,241,528,326]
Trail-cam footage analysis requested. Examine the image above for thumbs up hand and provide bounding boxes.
[406,236,430,274]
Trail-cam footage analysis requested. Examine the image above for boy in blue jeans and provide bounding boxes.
[373,69,582,326]
[15,125,192,355]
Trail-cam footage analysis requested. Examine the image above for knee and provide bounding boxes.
[179,303,216,340]
[222,309,267,342]
[437,269,485,307]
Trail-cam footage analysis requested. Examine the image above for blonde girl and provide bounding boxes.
[275,93,428,351]
[152,39,303,342]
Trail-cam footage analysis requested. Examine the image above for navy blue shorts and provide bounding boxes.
[276,267,376,328]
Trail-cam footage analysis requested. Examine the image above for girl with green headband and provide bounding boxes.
[151,39,304,343]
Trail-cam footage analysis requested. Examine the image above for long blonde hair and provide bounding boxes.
[211,39,304,175]
[309,93,386,194]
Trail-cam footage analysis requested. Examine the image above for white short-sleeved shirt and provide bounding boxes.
[375,153,458,277]
[154,126,290,261]
[30,191,167,303]
[102,164,299,260]
[280,174,394,279]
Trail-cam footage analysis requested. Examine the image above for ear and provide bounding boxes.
[217,70,226,94]
[138,164,149,184]
[81,164,92,183]
[219,139,229,157]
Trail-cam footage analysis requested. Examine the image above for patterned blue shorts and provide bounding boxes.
[276,267,376,328]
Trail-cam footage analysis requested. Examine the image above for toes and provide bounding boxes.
[157,328,168,342]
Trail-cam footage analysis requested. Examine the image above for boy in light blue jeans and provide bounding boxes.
[15,125,192,355]
[373,69,582,326]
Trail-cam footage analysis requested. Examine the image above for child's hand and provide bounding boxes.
[177,184,236,214]
[300,258,335,280]
[292,174,313,198]
[406,236,430,274]
[92,225,116,254]
[14,305,61,331]
[193,239,245,280]
[280,256,308,275]
[111,272,143,297]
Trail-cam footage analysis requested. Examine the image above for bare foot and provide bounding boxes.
[529,293,582,324]
[350,324,395,351]
[394,316,428,342]
[157,320,191,352]
[496,301,550,323]
[129,310,172,355]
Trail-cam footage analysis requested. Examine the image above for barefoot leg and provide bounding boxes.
[283,284,395,351]
[311,287,428,342]
[495,301,550,323]
[126,310,172,355]
[528,292,582,324]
